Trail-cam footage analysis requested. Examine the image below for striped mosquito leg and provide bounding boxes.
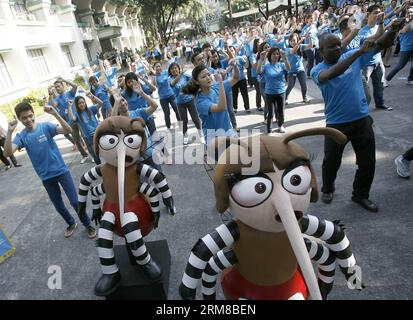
[202,248,237,300]
[304,237,336,299]
[140,164,172,200]
[97,211,118,275]
[179,221,240,300]
[139,182,160,215]
[300,215,356,269]
[91,184,105,215]
[121,212,151,265]
[78,165,102,204]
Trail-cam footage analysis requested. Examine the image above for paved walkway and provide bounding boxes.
[0,58,412,299]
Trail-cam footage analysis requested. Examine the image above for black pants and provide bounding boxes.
[322,116,376,199]
[403,147,413,161]
[0,137,17,166]
[247,57,253,86]
[266,93,285,132]
[177,100,201,135]
[232,79,250,111]
[252,77,262,109]
[70,123,88,157]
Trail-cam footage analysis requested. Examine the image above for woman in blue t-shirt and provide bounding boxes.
[153,62,181,130]
[182,60,239,146]
[258,47,291,134]
[122,72,157,136]
[68,93,102,164]
[89,76,112,119]
[168,63,202,145]
[255,41,270,120]
[285,33,313,104]
[386,9,413,84]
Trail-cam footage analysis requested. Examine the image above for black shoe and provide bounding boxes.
[321,192,334,204]
[351,196,378,212]
[257,107,263,111]
[94,272,122,296]
[13,163,22,167]
[245,110,251,114]
[376,105,393,111]
[140,259,162,281]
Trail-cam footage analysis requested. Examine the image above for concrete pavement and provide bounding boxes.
[0,58,412,300]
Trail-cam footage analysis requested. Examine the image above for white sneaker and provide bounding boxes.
[80,156,89,164]
[183,136,189,145]
[407,81,413,85]
[278,125,286,133]
[395,155,410,179]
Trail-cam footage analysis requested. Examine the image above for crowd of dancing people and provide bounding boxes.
[1,0,413,236]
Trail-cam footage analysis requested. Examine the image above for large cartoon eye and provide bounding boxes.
[230,177,273,208]
[282,165,311,195]
[123,134,142,149]
[99,135,119,150]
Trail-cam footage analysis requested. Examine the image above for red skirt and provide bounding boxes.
[102,194,153,237]
[221,267,308,300]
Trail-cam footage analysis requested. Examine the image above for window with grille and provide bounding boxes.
[0,55,13,90]
[61,45,75,68]
[27,49,49,77]
[10,0,33,20]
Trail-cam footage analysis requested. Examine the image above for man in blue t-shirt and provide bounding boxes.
[311,33,382,213]
[50,78,89,162]
[4,103,96,238]
[358,5,392,111]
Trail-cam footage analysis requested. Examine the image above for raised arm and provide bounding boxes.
[67,99,76,122]
[227,59,240,87]
[257,51,267,74]
[4,120,19,157]
[170,70,184,87]
[132,80,158,114]
[137,74,156,92]
[110,89,122,116]
[210,71,227,113]
[59,77,78,95]
[86,91,103,109]
[44,104,72,135]
[317,40,374,83]
[281,50,290,71]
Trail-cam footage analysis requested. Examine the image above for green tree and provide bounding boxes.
[232,0,251,13]
[136,0,190,46]
[181,0,209,33]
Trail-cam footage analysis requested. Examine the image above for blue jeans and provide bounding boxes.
[386,50,413,82]
[286,71,307,100]
[160,95,181,129]
[42,171,91,227]
[363,62,384,108]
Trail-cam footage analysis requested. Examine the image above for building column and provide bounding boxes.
[118,15,131,50]
[127,17,138,51]
[77,9,102,63]
[54,3,89,71]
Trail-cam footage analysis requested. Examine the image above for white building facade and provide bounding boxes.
[0,0,146,105]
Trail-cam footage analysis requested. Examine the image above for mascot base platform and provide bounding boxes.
[106,240,171,300]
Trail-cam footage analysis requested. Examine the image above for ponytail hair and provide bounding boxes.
[182,65,208,95]
[182,79,200,95]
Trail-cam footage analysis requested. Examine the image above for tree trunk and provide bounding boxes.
[227,0,233,28]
